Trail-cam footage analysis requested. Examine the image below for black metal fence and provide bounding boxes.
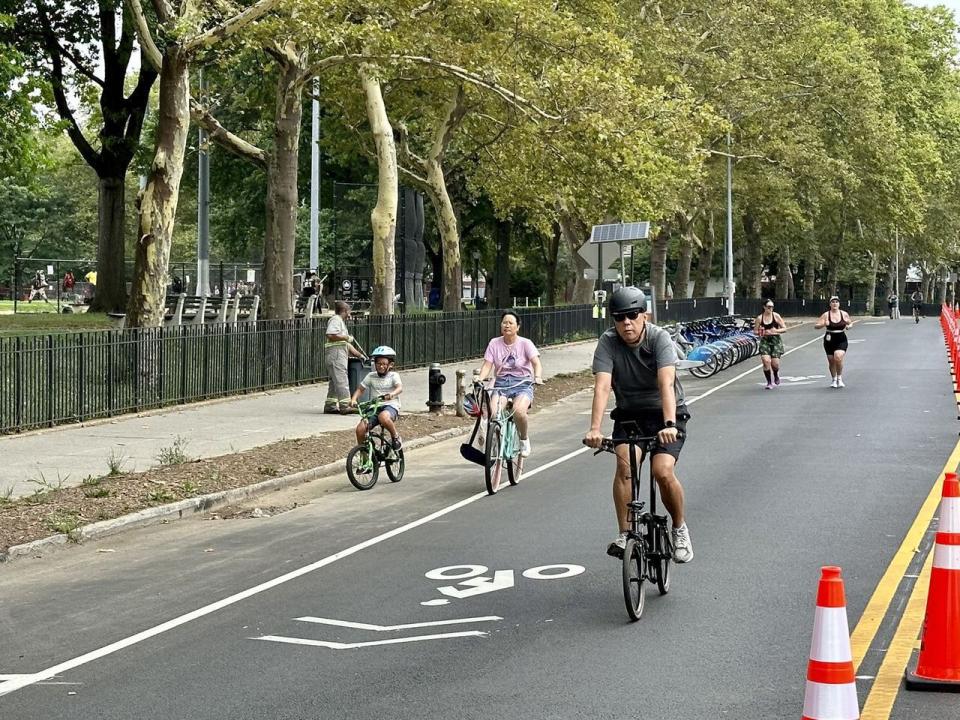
[0,305,598,434]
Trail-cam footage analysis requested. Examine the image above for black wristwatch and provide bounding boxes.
[664,420,676,428]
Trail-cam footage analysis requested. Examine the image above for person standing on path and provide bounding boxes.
[754,300,786,389]
[814,296,853,388]
[325,301,363,414]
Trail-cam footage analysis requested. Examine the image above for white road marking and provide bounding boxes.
[522,564,585,580]
[255,631,487,649]
[293,616,501,632]
[425,565,488,580]
[863,322,885,325]
[420,599,449,606]
[438,570,515,599]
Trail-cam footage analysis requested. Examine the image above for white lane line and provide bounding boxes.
[0,337,823,697]
[687,333,824,404]
[255,631,487,650]
[293,616,501,631]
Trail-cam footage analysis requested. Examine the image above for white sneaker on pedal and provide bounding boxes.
[672,524,693,563]
[607,531,628,558]
[520,438,531,457]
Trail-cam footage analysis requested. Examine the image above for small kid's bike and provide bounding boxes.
[587,426,678,621]
[345,397,405,491]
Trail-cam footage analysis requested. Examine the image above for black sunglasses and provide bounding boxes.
[613,310,642,322]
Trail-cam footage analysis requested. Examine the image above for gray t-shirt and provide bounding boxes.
[591,324,685,412]
[361,371,402,410]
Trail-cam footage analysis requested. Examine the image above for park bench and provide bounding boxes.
[293,294,317,319]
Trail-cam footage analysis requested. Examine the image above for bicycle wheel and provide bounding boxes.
[346,444,379,490]
[385,448,405,482]
[506,422,523,485]
[484,420,504,495]
[653,524,672,595]
[622,536,645,621]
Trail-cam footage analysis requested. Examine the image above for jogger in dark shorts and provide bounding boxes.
[754,300,786,390]
[815,297,853,388]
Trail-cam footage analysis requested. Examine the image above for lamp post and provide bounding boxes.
[725,131,735,314]
[472,250,480,305]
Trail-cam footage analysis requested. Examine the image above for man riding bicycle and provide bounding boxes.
[910,290,923,318]
[583,287,693,563]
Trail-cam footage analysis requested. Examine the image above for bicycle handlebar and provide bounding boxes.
[583,433,686,455]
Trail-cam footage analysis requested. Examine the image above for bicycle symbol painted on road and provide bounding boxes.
[420,564,585,606]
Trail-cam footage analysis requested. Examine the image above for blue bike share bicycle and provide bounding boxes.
[460,380,527,494]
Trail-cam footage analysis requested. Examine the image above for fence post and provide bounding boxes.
[14,336,22,431]
[46,334,54,427]
[78,333,85,422]
[455,369,465,417]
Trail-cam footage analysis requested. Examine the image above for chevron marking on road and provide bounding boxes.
[293,616,502,631]
[255,631,488,649]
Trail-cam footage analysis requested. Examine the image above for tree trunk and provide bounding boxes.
[360,66,397,316]
[741,212,763,297]
[803,249,817,299]
[494,219,511,308]
[649,223,670,300]
[262,61,303,320]
[787,262,796,298]
[775,244,791,299]
[90,175,127,313]
[558,209,593,304]
[674,223,695,299]
[127,45,190,327]
[426,172,461,312]
[864,252,877,313]
[692,210,715,297]
[544,223,561,305]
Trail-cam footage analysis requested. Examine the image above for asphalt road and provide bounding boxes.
[1,317,958,719]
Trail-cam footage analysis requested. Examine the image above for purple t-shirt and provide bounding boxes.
[484,336,539,380]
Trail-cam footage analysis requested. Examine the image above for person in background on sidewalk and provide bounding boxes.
[814,296,853,388]
[754,299,786,389]
[583,287,693,563]
[476,310,543,458]
[28,270,50,303]
[887,290,898,319]
[325,301,364,414]
[349,345,403,454]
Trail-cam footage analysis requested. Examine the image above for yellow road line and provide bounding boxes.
[860,550,933,719]
[849,439,960,670]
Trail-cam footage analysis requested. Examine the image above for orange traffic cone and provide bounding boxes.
[801,566,860,719]
[905,472,960,691]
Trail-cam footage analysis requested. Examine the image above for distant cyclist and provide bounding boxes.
[886,290,898,319]
[583,287,693,563]
[476,310,543,457]
[911,290,923,321]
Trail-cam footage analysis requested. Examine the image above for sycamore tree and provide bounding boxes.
[1,0,157,312]
[123,0,286,327]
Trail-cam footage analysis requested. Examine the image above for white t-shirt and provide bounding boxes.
[361,371,402,410]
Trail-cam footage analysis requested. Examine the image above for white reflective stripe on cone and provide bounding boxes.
[933,543,960,570]
[939,498,960,533]
[809,607,853,662]
[802,681,859,720]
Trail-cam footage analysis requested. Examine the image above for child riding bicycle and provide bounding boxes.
[348,346,403,451]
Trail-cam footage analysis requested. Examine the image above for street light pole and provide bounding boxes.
[473,250,480,304]
[310,79,320,274]
[726,132,735,314]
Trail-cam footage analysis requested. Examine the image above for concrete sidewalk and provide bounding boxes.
[1,340,598,500]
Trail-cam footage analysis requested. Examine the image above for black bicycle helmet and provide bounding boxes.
[608,286,647,314]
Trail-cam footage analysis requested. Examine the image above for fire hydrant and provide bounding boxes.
[427,363,446,413]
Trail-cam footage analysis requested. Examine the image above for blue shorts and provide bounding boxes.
[493,377,534,403]
[366,405,399,428]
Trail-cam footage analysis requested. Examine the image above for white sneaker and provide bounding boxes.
[830,377,838,388]
[607,531,628,558]
[836,376,845,388]
[672,524,693,563]
[520,438,531,457]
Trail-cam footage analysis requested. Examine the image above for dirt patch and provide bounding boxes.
[0,371,594,552]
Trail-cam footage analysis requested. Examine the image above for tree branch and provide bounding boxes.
[185,0,285,53]
[190,99,269,169]
[125,0,163,71]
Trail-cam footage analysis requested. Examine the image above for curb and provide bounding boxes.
[0,424,473,564]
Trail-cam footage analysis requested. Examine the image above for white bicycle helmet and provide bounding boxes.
[370,345,397,360]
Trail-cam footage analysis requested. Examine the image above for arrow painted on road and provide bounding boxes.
[256,631,488,649]
[293,616,502,631]
[437,570,515,599]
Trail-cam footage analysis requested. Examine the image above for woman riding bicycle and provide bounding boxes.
[476,310,543,458]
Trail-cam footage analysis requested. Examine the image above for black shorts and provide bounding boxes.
[823,332,848,356]
[610,406,690,460]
